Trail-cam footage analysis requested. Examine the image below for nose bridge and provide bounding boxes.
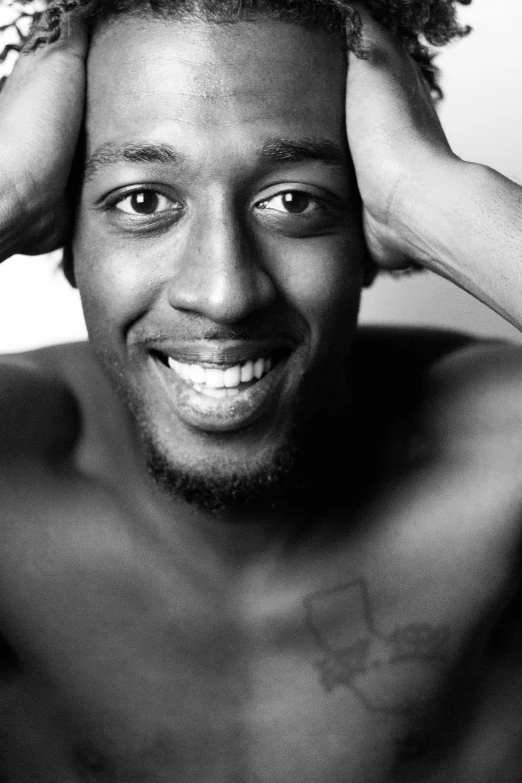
[167,192,276,323]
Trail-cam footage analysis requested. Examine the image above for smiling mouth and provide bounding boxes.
[152,345,293,432]
[166,355,274,397]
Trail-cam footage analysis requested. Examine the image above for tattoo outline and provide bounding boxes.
[304,578,451,713]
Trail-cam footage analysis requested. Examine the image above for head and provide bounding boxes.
[16,0,471,511]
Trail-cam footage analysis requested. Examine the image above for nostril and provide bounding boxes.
[166,251,277,323]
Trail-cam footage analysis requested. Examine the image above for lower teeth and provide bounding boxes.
[193,385,240,398]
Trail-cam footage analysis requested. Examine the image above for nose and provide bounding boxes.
[167,205,277,324]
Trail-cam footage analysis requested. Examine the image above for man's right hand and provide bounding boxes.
[0,16,87,261]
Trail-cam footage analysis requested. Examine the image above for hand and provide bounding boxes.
[346,8,522,331]
[346,7,463,272]
[0,17,87,260]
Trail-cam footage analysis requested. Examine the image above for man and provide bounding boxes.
[1,0,522,780]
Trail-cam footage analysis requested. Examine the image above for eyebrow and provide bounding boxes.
[259,138,347,166]
[84,142,181,181]
[83,136,347,181]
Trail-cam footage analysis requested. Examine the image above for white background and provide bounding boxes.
[0,0,521,353]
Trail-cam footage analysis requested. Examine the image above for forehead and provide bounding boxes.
[85,15,348,161]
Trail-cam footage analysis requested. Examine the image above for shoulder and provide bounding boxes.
[419,334,522,429]
[0,341,98,463]
[354,325,522,462]
[422,336,522,461]
[355,323,522,398]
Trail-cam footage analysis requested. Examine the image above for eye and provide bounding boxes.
[114,190,178,216]
[257,190,320,215]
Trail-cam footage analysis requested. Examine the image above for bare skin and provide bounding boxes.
[1,9,522,783]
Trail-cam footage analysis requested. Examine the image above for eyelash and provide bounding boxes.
[111,189,181,216]
[256,190,325,214]
[101,187,348,244]
[108,188,326,216]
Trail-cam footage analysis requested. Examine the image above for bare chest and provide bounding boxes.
[0,575,468,783]
[0,569,519,782]
[0,468,521,782]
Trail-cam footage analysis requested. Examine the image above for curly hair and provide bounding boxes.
[1,0,472,98]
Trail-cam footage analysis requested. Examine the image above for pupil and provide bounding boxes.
[131,191,159,215]
[283,192,310,213]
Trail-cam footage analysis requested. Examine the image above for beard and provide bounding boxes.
[91,343,350,517]
[96,359,321,514]
[136,403,353,516]
[142,428,302,513]
[126,378,318,513]
[126,383,342,516]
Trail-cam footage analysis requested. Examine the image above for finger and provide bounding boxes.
[1,12,87,96]
[349,5,441,108]
[0,14,87,156]
[348,5,425,91]
[0,15,88,257]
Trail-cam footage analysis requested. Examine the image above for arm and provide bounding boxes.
[346,9,522,331]
[0,17,86,459]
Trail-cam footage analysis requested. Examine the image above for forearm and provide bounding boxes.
[400,160,522,331]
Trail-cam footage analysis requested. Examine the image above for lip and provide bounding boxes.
[151,350,292,433]
[150,339,294,367]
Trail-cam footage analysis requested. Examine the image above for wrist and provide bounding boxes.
[390,155,477,273]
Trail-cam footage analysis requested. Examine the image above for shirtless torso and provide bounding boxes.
[2,1,522,780]
[2,329,522,783]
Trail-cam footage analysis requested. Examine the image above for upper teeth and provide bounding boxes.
[167,357,272,388]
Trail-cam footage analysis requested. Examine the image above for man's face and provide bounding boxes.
[73,13,366,507]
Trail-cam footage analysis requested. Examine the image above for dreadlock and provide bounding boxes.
[1,0,471,98]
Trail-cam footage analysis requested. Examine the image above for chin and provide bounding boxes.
[142,430,300,514]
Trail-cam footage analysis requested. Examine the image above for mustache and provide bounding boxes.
[132,313,306,345]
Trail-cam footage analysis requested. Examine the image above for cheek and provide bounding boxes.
[72,215,161,338]
[263,230,365,338]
